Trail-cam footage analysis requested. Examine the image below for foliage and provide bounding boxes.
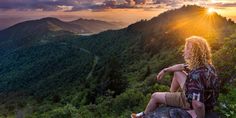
[216,86,236,118]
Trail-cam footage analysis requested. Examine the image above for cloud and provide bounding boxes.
[125,0,136,6]
[0,0,80,11]
[57,5,74,11]
[0,0,162,12]
[1,0,234,12]
[0,0,172,11]
[125,0,147,6]
[69,0,156,12]
[208,2,236,8]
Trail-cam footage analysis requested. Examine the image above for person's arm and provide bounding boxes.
[156,64,186,80]
[192,100,205,118]
[163,64,186,72]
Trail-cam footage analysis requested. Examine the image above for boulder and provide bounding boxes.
[144,107,220,118]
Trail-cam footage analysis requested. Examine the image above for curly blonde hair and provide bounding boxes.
[185,36,212,70]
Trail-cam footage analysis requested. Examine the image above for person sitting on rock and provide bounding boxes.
[131,36,219,118]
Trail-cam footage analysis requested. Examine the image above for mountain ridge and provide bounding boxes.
[0,17,125,55]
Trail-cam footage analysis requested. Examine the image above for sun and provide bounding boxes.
[207,8,216,14]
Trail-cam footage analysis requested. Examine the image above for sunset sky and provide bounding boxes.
[0,0,236,30]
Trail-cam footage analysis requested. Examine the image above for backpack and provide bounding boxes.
[203,65,220,112]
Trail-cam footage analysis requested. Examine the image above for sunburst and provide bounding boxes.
[207,8,216,14]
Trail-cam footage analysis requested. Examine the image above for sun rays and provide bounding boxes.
[207,8,216,14]
[164,6,220,42]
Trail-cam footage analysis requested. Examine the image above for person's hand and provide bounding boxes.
[156,69,165,81]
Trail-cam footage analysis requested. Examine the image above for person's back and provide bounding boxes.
[185,64,219,112]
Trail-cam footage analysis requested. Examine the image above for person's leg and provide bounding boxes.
[131,71,187,118]
[192,100,205,118]
[187,110,197,118]
[170,71,187,92]
[144,92,167,114]
[132,92,167,118]
[132,92,190,118]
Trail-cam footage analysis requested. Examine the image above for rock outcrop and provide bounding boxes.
[145,107,191,118]
[144,107,220,118]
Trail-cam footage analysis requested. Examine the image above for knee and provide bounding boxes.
[151,92,158,99]
[151,92,161,102]
[151,92,166,104]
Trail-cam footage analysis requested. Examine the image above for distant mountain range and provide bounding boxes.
[0,17,125,35]
[70,18,125,34]
[0,17,126,55]
[0,17,125,45]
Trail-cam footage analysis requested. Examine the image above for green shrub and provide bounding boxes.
[216,86,236,118]
[112,89,145,116]
[40,104,78,118]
